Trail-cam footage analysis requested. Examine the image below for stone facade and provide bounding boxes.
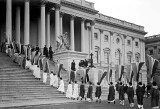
[145,34,160,61]
[0,0,147,84]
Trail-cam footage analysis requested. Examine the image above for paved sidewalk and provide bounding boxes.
[0,98,81,108]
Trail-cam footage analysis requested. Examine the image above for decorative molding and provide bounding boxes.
[55,4,61,10]
[99,29,103,34]
[59,12,64,18]
[70,15,75,20]
[41,0,47,5]
[91,20,95,26]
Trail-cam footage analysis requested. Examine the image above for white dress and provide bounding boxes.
[66,84,73,98]
[58,80,65,93]
[72,83,79,99]
[36,67,41,79]
[25,60,32,69]
[43,72,47,83]
[53,75,58,88]
[50,73,54,86]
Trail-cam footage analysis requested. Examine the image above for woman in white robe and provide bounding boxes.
[43,71,48,84]
[72,81,79,100]
[53,73,58,88]
[36,66,41,80]
[57,77,65,94]
[50,71,54,86]
[66,82,73,98]
[25,59,32,69]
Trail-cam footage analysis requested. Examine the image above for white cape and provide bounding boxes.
[72,84,79,98]
[58,80,65,92]
[66,84,73,98]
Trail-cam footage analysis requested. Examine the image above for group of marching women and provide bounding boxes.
[114,81,159,109]
[1,42,159,109]
[1,41,61,91]
[65,80,102,103]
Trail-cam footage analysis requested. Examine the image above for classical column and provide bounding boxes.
[70,15,75,51]
[6,0,12,44]
[40,2,46,50]
[123,35,126,65]
[55,5,60,43]
[100,29,103,66]
[15,6,20,44]
[38,17,41,46]
[132,37,135,62]
[60,12,63,35]
[81,18,85,52]
[86,22,91,54]
[46,12,50,48]
[91,21,95,51]
[24,0,30,45]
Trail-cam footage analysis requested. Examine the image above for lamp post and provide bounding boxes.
[89,53,94,68]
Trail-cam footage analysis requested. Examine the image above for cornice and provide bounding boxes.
[95,18,147,36]
[61,0,99,15]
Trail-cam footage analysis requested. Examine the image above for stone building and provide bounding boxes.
[0,0,147,83]
[145,34,160,61]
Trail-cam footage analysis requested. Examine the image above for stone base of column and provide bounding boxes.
[53,50,88,71]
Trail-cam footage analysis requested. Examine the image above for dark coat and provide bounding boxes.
[87,85,93,99]
[79,84,85,98]
[71,62,76,71]
[70,71,75,82]
[108,85,115,101]
[95,85,102,98]
[119,85,125,100]
[150,86,159,107]
[136,85,145,105]
[127,86,134,103]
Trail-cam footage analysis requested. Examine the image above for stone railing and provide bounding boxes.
[145,34,160,39]
[96,13,144,31]
[64,0,94,9]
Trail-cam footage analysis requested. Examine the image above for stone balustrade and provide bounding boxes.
[64,0,94,9]
[146,34,160,39]
[96,13,144,31]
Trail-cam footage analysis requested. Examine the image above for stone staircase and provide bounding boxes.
[0,52,109,107]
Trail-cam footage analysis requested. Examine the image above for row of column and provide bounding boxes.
[6,0,95,53]
[6,0,30,45]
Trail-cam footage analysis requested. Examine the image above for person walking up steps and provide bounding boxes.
[79,81,86,100]
[66,82,73,99]
[95,82,102,103]
[150,81,159,109]
[108,82,115,104]
[58,77,65,94]
[136,82,145,109]
[119,82,125,105]
[87,82,93,102]
[127,82,135,108]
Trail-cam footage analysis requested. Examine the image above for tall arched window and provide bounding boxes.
[127,51,132,65]
[115,49,121,65]
[94,46,100,64]
[135,52,140,62]
[104,48,110,64]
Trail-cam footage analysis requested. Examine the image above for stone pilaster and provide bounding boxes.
[60,12,63,35]
[91,21,95,51]
[24,0,30,45]
[132,37,135,62]
[6,0,12,44]
[15,6,20,44]
[46,12,50,48]
[81,18,85,52]
[55,5,60,43]
[40,2,46,50]
[70,15,75,51]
